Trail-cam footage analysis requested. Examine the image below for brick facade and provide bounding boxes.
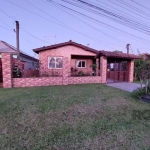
[1,44,136,88]
[2,53,12,88]
[69,76,101,84]
[63,57,69,85]
[128,60,134,82]
[100,56,107,83]
[71,59,93,75]
[13,77,63,87]
[39,45,96,75]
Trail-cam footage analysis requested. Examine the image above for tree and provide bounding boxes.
[134,59,150,94]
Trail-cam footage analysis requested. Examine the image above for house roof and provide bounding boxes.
[0,40,38,61]
[33,40,140,60]
[33,40,98,54]
[97,50,140,59]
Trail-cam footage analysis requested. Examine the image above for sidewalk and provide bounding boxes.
[106,82,142,92]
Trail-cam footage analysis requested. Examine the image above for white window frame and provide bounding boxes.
[76,60,86,68]
[48,57,62,69]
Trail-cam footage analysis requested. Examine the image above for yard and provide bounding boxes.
[0,84,150,150]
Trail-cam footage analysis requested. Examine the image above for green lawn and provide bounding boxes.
[0,84,150,150]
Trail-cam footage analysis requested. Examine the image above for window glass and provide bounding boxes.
[76,60,86,68]
[56,57,62,68]
[82,61,85,67]
[49,57,62,68]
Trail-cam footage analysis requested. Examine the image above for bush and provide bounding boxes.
[78,71,84,76]
[12,66,22,78]
[132,86,150,99]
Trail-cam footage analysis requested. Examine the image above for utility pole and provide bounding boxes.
[15,21,20,59]
[126,43,130,54]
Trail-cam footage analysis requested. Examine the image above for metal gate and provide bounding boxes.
[107,60,128,83]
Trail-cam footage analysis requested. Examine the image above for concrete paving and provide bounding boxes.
[106,82,142,92]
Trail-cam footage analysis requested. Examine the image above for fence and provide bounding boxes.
[12,59,63,78]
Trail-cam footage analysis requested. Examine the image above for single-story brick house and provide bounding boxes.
[0,40,140,88]
[33,40,140,84]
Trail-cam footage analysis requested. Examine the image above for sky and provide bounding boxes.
[0,0,150,58]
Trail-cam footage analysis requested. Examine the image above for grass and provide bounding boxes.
[0,84,150,150]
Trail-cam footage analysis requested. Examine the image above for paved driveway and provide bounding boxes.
[106,82,142,92]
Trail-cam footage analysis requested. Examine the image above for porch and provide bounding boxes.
[70,55,100,77]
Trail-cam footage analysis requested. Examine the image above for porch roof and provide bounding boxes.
[96,50,140,60]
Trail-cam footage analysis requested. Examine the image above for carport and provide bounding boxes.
[97,51,140,83]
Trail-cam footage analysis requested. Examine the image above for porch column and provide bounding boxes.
[96,58,99,76]
[63,57,69,85]
[2,53,13,88]
[100,56,107,83]
[128,60,134,82]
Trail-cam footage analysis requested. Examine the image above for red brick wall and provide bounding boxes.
[2,53,12,88]
[128,60,134,82]
[71,59,93,75]
[39,45,96,75]
[0,58,2,82]
[69,76,101,84]
[100,56,107,83]
[63,57,69,85]
[13,77,63,87]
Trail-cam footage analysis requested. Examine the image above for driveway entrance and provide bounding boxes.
[106,82,141,92]
[106,57,130,83]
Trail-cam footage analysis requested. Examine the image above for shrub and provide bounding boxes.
[132,86,150,99]
[78,71,84,76]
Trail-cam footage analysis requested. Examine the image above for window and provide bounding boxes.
[76,60,86,68]
[48,57,62,68]
[13,54,17,59]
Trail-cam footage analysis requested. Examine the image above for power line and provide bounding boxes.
[5,0,119,48]
[116,0,150,18]
[49,0,150,46]
[61,0,150,35]
[0,25,13,32]
[47,0,127,46]
[0,18,13,29]
[131,0,150,12]
[0,6,50,44]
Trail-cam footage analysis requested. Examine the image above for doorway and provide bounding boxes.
[107,60,128,83]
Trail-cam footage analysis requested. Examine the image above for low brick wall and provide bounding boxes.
[12,76,102,87]
[13,77,63,88]
[69,76,101,84]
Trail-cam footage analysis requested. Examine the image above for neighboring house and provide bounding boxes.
[33,40,139,83]
[0,40,38,70]
[139,53,150,60]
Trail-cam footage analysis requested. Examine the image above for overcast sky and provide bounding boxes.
[0,0,150,57]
